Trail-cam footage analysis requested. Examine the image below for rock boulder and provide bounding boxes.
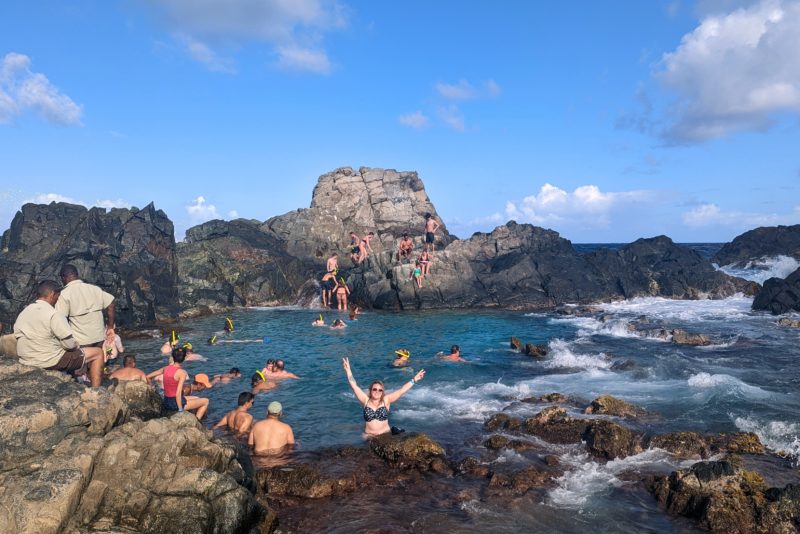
[752,267,800,315]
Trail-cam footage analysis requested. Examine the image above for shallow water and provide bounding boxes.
[125,290,800,531]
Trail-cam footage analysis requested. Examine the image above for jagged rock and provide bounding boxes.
[510,336,523,352]
[585,395,648,419]
[647,460,800,533]
[521,392,571,404]
[753,267,800,315]
[777,318,800,327]
[483,435,536,452]
[368,432,446,470]
[707,432,765,455]
[648,432,710,458]
[671,329,712,346]
[0,333,17,357]
[525,343,548,357]
[0,362,263,534]
[0,202,179,328]
[713,224,800,267]
[257,464,357,499]
[177,219,318,312]
[523,408,588,445]
[455,456,490,478]
[487,466,551,495]
[108,378,163,421]
[583,420,643,460]
[484,413,522,431]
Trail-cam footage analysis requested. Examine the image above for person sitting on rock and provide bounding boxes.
[110,354,149,382]
[249,401,295,455]
[397,233,414,263]
[271,359,300,379]
[13,280,105,386]
[410,260,423,289]
[358,231,375,263]
[251,370,276,393]
[419,249,431,277]
[342,356,425,437]
[391,348,411,367]
[441,345,466,362]
[56,263,116,351]
[335,279,351,310]
[331,319,347,329]
[213,367,242,384]
[147,347,194,415]
[213,391,255,434]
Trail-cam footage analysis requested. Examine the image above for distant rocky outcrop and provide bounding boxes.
[0,361,264,534]
[0,202,179,327]
[713,224,800,267]
[752,267,800,315]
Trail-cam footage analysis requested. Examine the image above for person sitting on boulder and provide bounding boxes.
[419,249,431,277]
[213,391,255,434]
[441,345,466,362]
[13,280,105,386]
[110,354,149,382]
[410,260,423,289]
[249,401,295,455]
[397,233,414,263]
[148,347,188,414]
[342,356,425,437]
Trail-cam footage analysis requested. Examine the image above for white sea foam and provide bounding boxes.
[394,381,522,423]
[541,339,612,370]
[598,295,753,322]
[734,416,800,464]
[687,372,771,399]
[548,450,693,509]
[717,255,800,284]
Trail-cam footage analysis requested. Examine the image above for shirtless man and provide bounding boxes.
[249,401,295,454]
[326,252,339,274]
[397,233,414,263]
[251,371,276,393]
[213,392,255,434]
[441,345,466,362]
[359,232,375,262]
[213,367,242,384]
[110,354,148,382]
[271,359,300,379]
[349,232,361,264]
[424,213,440,255]
[320,272,336,308]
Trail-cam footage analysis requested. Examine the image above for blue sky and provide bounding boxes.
[1,0,799,243]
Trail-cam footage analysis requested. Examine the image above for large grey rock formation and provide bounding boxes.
[0,202,179,327]
[752,266,800,315]
[0,360,264,534]
[713,224,800,267]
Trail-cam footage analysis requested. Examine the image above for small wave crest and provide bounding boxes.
[599,295,752,322]
[543,339,611,370]
[717,255,800,284]
[734,416,800,465]
[687,372,771,399]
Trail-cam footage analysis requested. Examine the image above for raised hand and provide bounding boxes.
[414,369,426,382]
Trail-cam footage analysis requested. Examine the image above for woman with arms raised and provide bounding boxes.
[342,357,425,437]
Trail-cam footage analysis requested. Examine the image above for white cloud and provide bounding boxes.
[95,199,132,210]
[276,44,331,74]
[435,78,502,100]
[0,52,82,126]
[438,105,465,132]
[398,110,429,129]
[23,193,132,210]
[682,203,800,227]
[186,195,219,222]
[175,34,237,73]
[656,0,800,142]
[140,0,348,74]
[505,184,653,227]
[228,210,239,218]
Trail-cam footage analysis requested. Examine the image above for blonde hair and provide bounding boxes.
[367,380,385,404]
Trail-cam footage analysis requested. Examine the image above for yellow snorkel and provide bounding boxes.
[255,370,266,382]
[225,317,234,331]
[319,314,323,322]
[171,330,178,346]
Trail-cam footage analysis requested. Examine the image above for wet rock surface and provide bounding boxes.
[584,394,649,419]
[713,224,800,267]
[0,361,262,534]
[752,266,800,315]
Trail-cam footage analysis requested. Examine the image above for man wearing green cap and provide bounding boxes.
[249,401,295,455]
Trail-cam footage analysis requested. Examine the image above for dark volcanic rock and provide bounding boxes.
[752,267,800,315]
[177,218,318,313]
[648,432,710,459]
[713,224,800,267]
[583,420,643,460]
[0,202,179,327]
[368,432,446,470]
[670,329,712,346]
[484,413,522,431]
[584,395,648,419]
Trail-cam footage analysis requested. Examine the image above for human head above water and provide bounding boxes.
[238,391,255,406]
[451,345,460,354]
[171,347,187,363]
[275,359,285,371]
[229,367,241,376]
[251,371,264,387]
[267,401,282,416]
[123,354,137,368]
[368,380,385,401]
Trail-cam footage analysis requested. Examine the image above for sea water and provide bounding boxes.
[124,255,800,532]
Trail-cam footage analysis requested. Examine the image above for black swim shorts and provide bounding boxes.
[425,232,434,243]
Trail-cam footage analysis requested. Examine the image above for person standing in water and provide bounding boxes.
[213,392,255,434]
[320,272,336,308]
[249,401,295,454]
[441,345,466,362]
[335,279,350,310]
[342,357,425,437]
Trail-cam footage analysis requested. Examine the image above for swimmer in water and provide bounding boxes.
[391,348,411,367]
[331,319,347,329]
[342,356,425,437]
[213,391,255,434]
[312,315,326,326]
[251,370,276,393]
[213,367,242,384]
[348,305,361,321]
[441,345,466,362]
[224,317,234,333]
[249,401,295,455]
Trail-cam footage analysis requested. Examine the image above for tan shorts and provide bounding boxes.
[47,347,86,375]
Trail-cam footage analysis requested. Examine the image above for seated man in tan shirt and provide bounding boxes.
[248,401,295,454]
[56,264,115,348]
[13,280,104,386]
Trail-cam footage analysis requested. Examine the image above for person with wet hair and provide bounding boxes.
[213,391,255,434]
[342,356,425,437]
[271,359,300,379]
[147,347,208,418]
[441,345,466,362]
[110,354,148,382]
